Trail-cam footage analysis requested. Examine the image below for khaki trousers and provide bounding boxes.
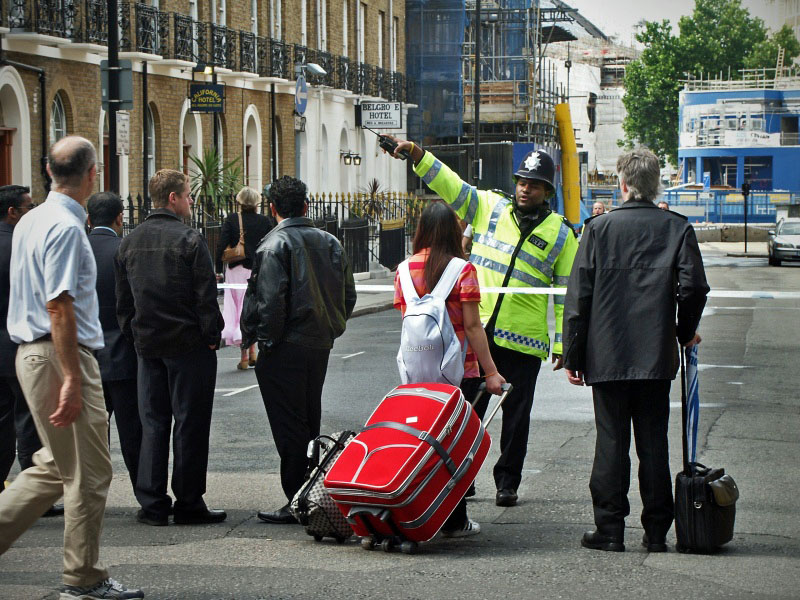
[0,340,112,587]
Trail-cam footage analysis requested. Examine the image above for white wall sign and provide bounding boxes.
[116,112,130,156]
[359,102,402,129]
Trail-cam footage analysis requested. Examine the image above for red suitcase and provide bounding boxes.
[324,382,511,553]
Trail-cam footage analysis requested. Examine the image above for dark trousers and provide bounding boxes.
[135,346,217,516]
[255,341,330,502]
[467,340,542,492]
[1,376,42,490]
[103,378,142,493]
[590,380,674,540]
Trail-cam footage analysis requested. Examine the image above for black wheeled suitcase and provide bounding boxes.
[289,431,356,543]
[674,347,739,553]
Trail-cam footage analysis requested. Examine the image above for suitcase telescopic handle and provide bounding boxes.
[474,383,513,428]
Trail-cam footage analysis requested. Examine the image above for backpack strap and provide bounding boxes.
[397,259,420,303]
[430,257,467,300]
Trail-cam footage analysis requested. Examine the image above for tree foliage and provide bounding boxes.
[744,25,800,70]
[621,0,800,166]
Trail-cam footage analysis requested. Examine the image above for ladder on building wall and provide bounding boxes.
[776,46,786,77]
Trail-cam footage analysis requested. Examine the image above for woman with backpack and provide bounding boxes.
[393,200,506,538]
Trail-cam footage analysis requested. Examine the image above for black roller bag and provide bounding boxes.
[674,348,739,553]
[289,431,356,543]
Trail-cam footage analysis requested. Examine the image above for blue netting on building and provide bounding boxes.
[406,0,467,142]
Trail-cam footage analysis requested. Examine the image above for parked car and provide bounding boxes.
[768,218,800,266]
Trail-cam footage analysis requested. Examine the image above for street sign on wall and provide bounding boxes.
[356,102,403,129]
[116,112,130,155]
[190,83,225,113]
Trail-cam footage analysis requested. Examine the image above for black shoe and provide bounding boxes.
[42,503,64,517]
[173,508,227,525]
[495,488,517,507]
[581,530,625,552]
[642,533,667,553]
[136,508,168,527]
[464,483,476,498]
[257,504,298,524]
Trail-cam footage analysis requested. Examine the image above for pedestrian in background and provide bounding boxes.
[242,175,356,525]
[216,186,273,370]
[393,200,505,537]
[0,185,64,518]
[87,192,142,494]
[563,148,709,553]
[0,136,143,599]
[116,169,226,527]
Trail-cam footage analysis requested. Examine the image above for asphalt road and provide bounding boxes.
[1,249,799,600]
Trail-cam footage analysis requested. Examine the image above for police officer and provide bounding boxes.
[386,138,578,507]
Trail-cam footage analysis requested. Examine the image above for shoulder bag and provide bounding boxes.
[222,211,246,264]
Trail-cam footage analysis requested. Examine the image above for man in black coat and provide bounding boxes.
[87,192,141,493]
[0,185,38,491]
[116,169,226,527]
[563,148,709,553]
[241,176,357,524]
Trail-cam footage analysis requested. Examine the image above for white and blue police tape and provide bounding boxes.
[218,284,800,299]
[685,346,700,464]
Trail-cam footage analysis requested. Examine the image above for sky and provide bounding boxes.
[566,0,782,47]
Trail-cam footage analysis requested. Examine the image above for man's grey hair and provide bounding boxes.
[616,148,661,202]
[47,136,97,187]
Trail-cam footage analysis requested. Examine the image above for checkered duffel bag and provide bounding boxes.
[290,431,356,543]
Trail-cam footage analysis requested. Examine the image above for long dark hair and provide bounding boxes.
[412,201,465,292]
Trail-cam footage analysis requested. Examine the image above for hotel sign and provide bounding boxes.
[357,102,403,129]
[190,83,225,113]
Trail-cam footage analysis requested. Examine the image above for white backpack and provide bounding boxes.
[396,256,468,385]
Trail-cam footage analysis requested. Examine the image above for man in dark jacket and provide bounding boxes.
[0,185,39,491]
[242,176,357,524]
[115,169,226,527]
[563,148,709,553]
[87,192,141,493]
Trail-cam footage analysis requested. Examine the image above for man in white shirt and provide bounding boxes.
[0,136,144,599]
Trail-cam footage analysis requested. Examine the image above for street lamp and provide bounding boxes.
[341,152,352,165]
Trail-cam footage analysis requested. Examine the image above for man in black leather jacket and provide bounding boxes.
[242,176,356,524]
[115,169,227,527]
[563,148,709,553]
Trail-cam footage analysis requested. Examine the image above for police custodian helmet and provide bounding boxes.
[513,149,555,193]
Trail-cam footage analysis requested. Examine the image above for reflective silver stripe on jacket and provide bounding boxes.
[473,232,555,280]
[553,275,570,286]
[486,197,511,237]
[422,160,442,185]
[543,221,570,273]
[494,328,549,353]
[470,255,549,289]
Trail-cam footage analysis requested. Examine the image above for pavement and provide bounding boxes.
[1,242,799,600]
[700,241,769,258]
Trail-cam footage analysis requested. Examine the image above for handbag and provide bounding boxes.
[674,346,739,553]
[221,211,246,264]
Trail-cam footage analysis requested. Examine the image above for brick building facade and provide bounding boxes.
[0,0,409,203]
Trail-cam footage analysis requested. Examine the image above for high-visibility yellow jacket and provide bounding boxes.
[414,151,578,359]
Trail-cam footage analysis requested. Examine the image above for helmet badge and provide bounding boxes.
[523,152,541,172]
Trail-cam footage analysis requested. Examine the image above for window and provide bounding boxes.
[50,94,67,144]
[145,105,156,179]
[392,16,398,71]
[358,3,366,63]
[378,11,384,68]
[301,0,307,46]
[342,0,348,56]
[271,0,281,38]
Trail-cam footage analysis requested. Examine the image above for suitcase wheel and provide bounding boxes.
[400,540,418,555]
[361,537,376,551]
[380,538,394,552]
[313,534,323,542]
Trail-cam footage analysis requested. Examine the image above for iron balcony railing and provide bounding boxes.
[5,2,410,102]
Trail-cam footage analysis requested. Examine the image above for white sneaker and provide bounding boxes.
[60,578,144,599]
[441,518,481,538]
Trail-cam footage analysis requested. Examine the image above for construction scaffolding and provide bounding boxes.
[407,0,588,147]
